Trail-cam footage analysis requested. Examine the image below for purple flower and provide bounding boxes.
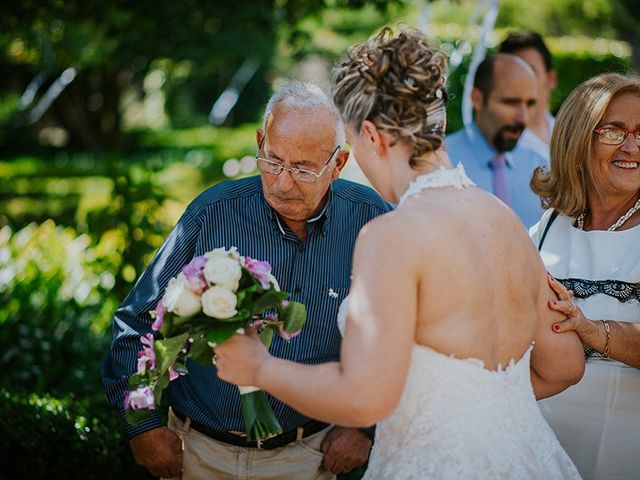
[124,386,156,410]
[244,256,273,288]
[151,301,166,331]
[136,333,156,373]
[181,255,208,294]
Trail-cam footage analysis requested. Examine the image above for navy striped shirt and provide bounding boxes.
[102,175,392,439]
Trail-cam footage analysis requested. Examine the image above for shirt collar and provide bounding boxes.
[466,123,513,168]
[261,183,334,238]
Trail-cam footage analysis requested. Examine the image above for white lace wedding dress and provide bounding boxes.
[337,165,581,479]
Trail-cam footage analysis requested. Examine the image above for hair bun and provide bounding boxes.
[332,27,448,170]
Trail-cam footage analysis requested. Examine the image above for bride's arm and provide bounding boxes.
[530,268,585,400]
[215,215,418,426]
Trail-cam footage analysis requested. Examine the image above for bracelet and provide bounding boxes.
[600,320,611,358]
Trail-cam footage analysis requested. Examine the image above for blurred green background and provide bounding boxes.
[0,1,637,478]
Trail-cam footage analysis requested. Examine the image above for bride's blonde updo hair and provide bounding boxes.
[332,27,448,170]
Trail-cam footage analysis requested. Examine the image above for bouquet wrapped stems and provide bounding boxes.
[239,386,283,441]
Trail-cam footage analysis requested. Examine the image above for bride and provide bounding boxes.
[216,28,585,479]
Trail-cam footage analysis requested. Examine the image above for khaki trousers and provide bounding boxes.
[164,410,336,480]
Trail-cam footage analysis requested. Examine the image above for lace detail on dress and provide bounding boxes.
[399,163,474,205]
[558,278,640,303]
[363,343,581,480]
[558,278,640,359]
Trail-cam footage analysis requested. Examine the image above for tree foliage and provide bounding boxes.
[0,0,403,150]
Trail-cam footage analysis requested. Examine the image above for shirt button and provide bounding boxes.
[294,286,302,294]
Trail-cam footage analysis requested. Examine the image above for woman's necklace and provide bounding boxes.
[576,197,640,231]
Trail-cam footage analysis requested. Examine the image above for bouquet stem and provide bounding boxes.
[239,388,282,442]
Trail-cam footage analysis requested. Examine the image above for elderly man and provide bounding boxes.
[500,31,557,161]
[102,81,391,479]
[446,53,548,227]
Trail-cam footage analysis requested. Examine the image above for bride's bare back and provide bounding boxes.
[408,185,551,369]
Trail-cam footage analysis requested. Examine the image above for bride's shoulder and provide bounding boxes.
[355,207,439,255]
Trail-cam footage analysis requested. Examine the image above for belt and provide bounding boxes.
[173,409,329,450]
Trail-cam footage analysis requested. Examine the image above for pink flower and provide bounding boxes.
[182,256,208,294]
[168,366,183,381]
[244,256,273,288]
[124,386,156,410]
[151,301,166,331]
[278,324,301,341]
[136,333,156,373]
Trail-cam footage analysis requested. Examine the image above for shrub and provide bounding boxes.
[0,388,152,479]
[0,221,118,396]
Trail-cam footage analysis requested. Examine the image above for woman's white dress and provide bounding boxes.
[531,209,640,480]
[336,166,581,479]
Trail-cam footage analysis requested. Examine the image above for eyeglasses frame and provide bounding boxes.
[594,126,640,147]
[255,137,341,184]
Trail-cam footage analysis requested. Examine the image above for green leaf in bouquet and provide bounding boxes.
[189,335,214,366]
[172,360,189,376]
[154,332,190,375]
[251,289,289,316]
[156,370,171,392]
[236,284,261,309]
[154,382,165,406]
[228,308,251,323]
[172,313,197,327]
[205,320,247,347]
[258,326,274,350]
[281,301,307,333]
[159,312,175,337]
[126,408,153,425]
[127,371,149,389]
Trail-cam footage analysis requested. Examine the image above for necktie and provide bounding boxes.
[491,153,511,206]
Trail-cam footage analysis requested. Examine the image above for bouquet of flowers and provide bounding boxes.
[124,247,306,442]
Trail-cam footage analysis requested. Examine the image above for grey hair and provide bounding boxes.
[262,81,346,147]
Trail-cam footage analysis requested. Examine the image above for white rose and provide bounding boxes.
[201,285,238,319]
[162,273,201,317]
[203,251,242,291]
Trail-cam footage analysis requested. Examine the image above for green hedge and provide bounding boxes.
[0,388,152,479]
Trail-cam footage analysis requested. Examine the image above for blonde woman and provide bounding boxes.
[216,28,585,479]
[531,73,640,479]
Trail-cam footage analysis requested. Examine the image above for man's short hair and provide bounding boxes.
[262,81,346,147]
[499,31,553,72]
[473,54,500,102]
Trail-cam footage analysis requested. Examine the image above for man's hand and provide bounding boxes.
[320,427,372,475]
[129,427,183,478]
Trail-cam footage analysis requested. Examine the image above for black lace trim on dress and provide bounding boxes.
[557,277,640,358]
[557,278,640,303]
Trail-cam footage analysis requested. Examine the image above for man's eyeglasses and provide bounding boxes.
[255,139,340,184]
[594,126,640,147]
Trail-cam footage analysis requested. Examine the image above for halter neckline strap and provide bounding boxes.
[399,163,474,205]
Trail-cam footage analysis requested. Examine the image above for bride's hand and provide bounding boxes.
[215,327,269,387]
[547,273,595,341]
